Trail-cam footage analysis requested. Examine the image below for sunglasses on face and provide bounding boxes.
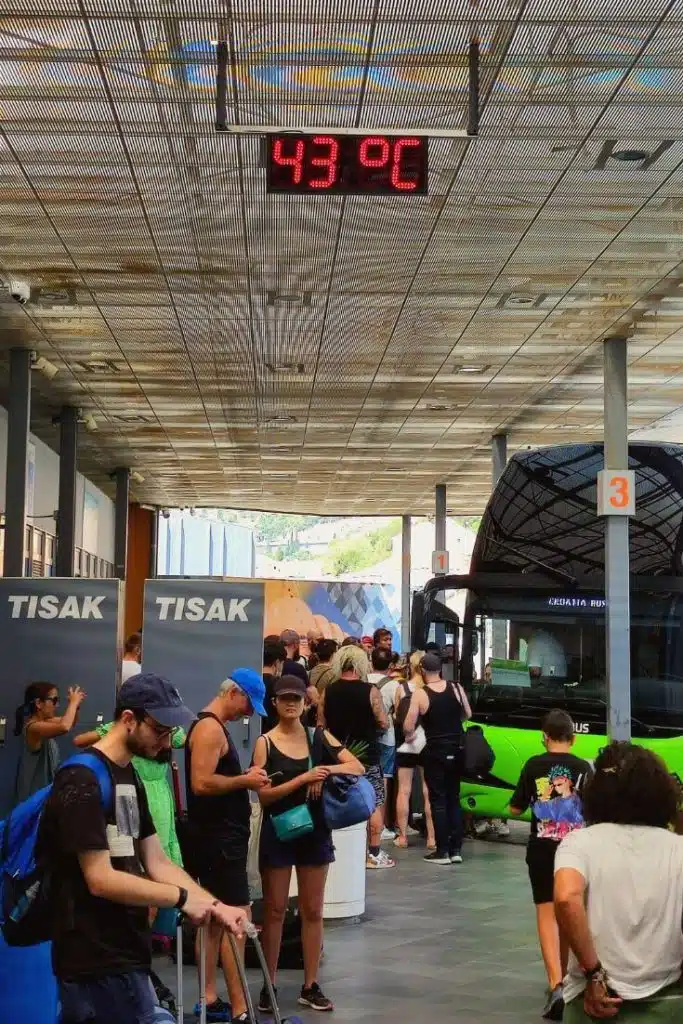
[276,693,304,703]
[143,716,173,740]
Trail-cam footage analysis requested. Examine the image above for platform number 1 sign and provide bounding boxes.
[432,550,450,574]
[597,470,635,516]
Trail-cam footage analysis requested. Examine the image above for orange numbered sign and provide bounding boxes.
[597,470,635,516]
[431,550,450,574]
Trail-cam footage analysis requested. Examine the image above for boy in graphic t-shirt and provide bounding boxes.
[509,709,592,1023]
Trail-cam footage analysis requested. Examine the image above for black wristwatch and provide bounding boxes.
[175,886,188,910]
[584,963,607,984]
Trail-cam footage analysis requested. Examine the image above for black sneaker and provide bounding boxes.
[298,982,334,1012]
[542,984,564,1021]
[423,851,452,865]
[258,985,277,1014]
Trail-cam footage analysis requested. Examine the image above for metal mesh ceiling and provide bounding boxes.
[2,0,683,513]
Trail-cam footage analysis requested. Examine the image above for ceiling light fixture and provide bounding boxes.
[611,149,650,163]
[131,470,145,485]
[31,354,59,381]
[458,365,489,374]
[265,361,305,374]
[81,413,98,432]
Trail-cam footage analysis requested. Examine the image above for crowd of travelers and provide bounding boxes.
[7,627,683,1024]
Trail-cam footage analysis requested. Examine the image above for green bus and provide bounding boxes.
[411,442,683,819]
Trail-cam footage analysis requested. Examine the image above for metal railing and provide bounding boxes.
[0,516,114,578]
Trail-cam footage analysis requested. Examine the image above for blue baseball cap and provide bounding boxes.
[230,667,267,716]
[119,673,195,730]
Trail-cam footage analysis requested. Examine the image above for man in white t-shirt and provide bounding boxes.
[368,648,400,841]
[554,740,683,1022]
[121,631,142,682]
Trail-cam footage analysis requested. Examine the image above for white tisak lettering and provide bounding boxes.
[38,595,60,619]
[205,598,226,622]
[27,596,39,618]
[185,597,205,622]
[8,595,29,618]
[174,598,185,621]
[156,597,175,620]
[227,598,250,622]
[81,596,105,619]
[58,595,80,619]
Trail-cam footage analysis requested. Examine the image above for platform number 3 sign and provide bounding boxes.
[597,470,636,517]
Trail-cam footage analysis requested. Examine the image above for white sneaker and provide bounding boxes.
[495,821,511,837]
[406,825,421,836]
[367,850,396,869]
[381,828,396,842]
[474,820,493,836]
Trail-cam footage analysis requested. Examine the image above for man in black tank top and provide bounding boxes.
[403,653,473,866]
[186,668,269,1023]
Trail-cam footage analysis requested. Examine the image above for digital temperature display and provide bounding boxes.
[266,134,428,195]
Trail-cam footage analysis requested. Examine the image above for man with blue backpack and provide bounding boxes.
[2,673,247,1024]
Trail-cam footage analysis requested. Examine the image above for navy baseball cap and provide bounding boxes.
[230,667,267,716]
[118,673,195,730]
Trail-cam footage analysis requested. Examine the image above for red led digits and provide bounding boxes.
[309,136,340,189]
[272,138,305,185]
[358,136,391,169]
[391,138,421,191]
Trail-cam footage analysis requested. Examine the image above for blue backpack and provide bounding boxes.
[0,753,113,947]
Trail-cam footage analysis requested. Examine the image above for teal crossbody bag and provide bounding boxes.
[268,735,315,842]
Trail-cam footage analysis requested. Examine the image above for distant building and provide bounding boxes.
[157,510,255,577]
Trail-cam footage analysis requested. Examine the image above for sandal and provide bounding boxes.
[393,836,408,849]
[427,840,437,850]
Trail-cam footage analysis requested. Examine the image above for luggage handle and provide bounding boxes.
[229,921,283,1024]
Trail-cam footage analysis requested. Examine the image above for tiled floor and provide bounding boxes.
[164,830,546,1023]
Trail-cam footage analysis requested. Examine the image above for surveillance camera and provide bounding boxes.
[8,280,31,305]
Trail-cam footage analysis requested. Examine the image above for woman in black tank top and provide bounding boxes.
[403,653,472,865]
[252,675,363,1014]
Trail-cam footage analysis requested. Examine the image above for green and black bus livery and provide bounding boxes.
[412,442,683,819]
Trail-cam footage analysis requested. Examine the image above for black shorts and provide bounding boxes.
[526,840,559,905]
[195,839,250,907]
[259,815,335,871]
[396,752,423,770]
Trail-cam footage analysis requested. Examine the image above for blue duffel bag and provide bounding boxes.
[321,773,376,831]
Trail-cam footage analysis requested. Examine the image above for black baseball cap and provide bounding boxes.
[118,673,194,730]
[274,674,307,699]
[421,653,442,674]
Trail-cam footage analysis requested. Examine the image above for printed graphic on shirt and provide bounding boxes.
[105,783,140,858]
[532,764,586,841]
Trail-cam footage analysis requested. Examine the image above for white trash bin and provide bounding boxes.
[288,821,367,919]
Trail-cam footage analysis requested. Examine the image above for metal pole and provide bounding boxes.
[604,337,631,741]
[4,348,31,577]
[434,485,447,647]
[215,40,229,131]
[491,432,508,660]
[55,406,79,577]
[467,39,480,137]
[149,508,159,579]
[114,468,130,581]
[401,515,411,653]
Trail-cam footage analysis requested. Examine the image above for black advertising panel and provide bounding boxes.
[0,578,123,815]
[142,579,265,767]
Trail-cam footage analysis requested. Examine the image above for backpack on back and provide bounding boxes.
[0,752,112,947]
[394,681,413,732]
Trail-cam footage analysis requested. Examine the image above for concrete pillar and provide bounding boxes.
[434,484,447,646]
[4,348,32,577]
[491,432,508,660]
[492,431,507,486]
[604,337,631,741]
[55,406,79,577]
[401,515,411,653]
[114,468,130,580]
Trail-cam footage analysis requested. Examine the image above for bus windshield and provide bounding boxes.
[460,590,683,736]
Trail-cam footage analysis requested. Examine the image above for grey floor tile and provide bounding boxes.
[160,834,548,1023]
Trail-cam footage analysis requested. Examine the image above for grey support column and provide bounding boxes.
[4,348,32,577]
[401,515,411,653]
[55,406,79,576]
[492,432,507,487]
[491,432,508,660]
[603,338,631,741]
[434,484,447,647]
[149,508,159,578]
[114,467,130,580]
